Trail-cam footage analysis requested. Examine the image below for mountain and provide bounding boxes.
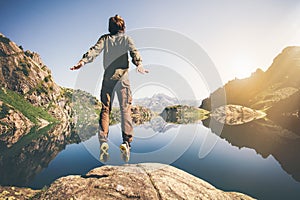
[0,33,101,146]
[200,46,300,126]
[133,93,199,113]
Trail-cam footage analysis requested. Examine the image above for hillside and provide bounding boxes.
[0,33,101,146]
[200,47,300,123]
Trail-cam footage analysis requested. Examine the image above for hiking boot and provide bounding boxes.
[120,141,131,162]
[100,142,109,163]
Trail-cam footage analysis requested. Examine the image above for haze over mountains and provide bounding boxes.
[201,46,300,127]
[1,32,299,130]
[132,93,200,113]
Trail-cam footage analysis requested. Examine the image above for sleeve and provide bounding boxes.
[127,36,142,66]
[81,35,106,64]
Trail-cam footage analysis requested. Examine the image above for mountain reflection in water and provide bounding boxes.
[202,116,300,182]
[0,107,299,200]
[0,124,80,187]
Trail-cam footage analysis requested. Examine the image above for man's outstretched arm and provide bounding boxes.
[127,36,149,74]
[70,35,106,70]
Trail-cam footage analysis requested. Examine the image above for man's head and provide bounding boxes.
[109,15,125,34]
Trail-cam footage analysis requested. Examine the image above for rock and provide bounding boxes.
[0,33,69,124]
[38,163,255,200]
[211,104,266,125]
[0,186,40,200]
[24,50,45,67]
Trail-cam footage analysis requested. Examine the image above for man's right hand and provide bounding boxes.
[70,60,85,70]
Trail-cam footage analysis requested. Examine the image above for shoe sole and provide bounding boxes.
[120,144,130,162]
[100,143,109,162]
[120,145,127,152]
[101,143,109,151]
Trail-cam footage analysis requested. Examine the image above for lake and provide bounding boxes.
[0,116,300,200]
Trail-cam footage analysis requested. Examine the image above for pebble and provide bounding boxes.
[116,184,124,192]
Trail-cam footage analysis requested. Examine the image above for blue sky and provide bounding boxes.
[1,0,300,99]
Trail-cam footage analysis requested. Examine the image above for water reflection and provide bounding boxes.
[0,104,299,197]
[138,116,178,133]
[202,117,300,182]
[0,124,80,187]
[161,105,300,184]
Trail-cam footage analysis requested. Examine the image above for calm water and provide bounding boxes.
[1,117,300,200]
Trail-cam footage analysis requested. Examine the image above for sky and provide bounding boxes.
[1,0,300,100]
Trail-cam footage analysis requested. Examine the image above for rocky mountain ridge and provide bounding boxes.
[0,33,69,126]
[200,46,300,126]
[0,33,103,147]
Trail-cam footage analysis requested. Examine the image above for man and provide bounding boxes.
[71,15,148,162]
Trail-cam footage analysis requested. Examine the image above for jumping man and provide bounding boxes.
[71,15,148,162]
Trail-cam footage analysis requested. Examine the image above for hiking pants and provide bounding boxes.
[98,73,133,143]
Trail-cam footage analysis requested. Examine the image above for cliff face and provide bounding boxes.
[0,33,71,126]
[0,33,103,148]
[200,47,300,123]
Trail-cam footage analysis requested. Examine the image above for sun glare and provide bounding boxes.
[230,56,256,79]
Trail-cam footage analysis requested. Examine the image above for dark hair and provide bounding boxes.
[108,15,125,34]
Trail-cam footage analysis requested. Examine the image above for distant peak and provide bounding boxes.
[0,33,23,54]
[152,93,173,98]
[153,93,165,97]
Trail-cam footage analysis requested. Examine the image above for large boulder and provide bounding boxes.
[39,163,254,200]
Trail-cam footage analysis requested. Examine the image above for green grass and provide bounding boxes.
[0,88,57,124]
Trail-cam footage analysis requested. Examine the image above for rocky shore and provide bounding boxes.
[0,163,255,200]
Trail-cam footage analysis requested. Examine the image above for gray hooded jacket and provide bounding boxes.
[81,32,142,79]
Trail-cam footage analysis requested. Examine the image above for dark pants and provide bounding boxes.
[98,72,133,143]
